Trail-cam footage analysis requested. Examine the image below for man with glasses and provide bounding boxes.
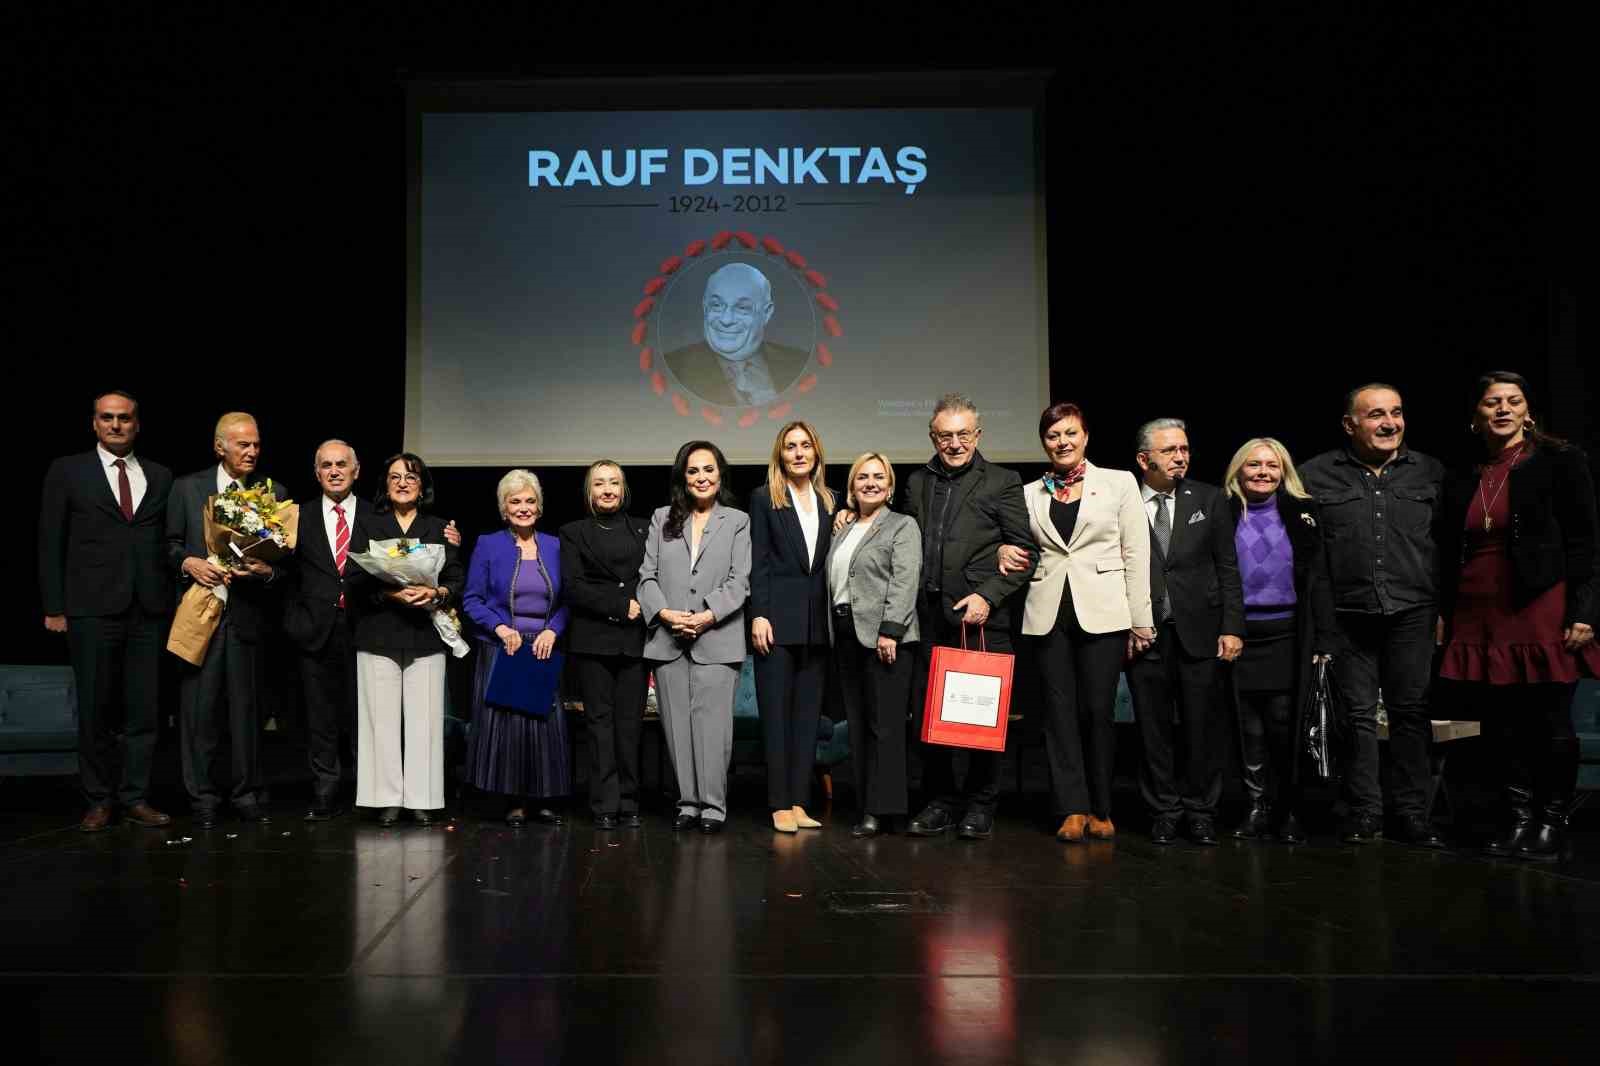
[167,412,288,829]
[663,262,811,408]
[902,394,1037,840]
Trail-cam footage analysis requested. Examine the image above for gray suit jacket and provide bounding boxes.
[825,510,922,650]
[637,503,751,665]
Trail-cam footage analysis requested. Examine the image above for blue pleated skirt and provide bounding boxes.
[465,641,571,799]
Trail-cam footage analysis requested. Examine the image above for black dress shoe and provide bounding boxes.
[594,814,619,830]
[698,818,724,834]
[1188,815,1219,846]
[1277,813,1307,845]
[412,809,437,826]
[305,801,345,822]
[533,808,564,826]
[193,808,220,830]
[620,813,643,828]
[906,805,954,837]
[851,813,882,837]
[1232,803,1273,840]
[506,810,528,828]
[1339,814,1382,845]
[671,813,699,832]
[378,807,402,827]
[1391,815,1446,850]
[956,810,993,840]
[234,804,270,824]
[1150,816,1179,845]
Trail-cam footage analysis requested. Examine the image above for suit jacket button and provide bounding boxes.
[690,589,698,595]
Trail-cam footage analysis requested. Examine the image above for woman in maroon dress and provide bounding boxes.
[1436,371,1598,862]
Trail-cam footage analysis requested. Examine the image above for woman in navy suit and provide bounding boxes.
[749,421,836,833]
[462,469,570,827]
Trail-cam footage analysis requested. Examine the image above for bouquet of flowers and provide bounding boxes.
[167,481,301,665]
[347,538,469,658]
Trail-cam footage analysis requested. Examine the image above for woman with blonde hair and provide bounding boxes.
[462,469,571,827]
[748,421,838,832]
[1221,437,1338,844]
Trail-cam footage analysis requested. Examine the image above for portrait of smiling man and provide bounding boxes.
[664,262,811,408]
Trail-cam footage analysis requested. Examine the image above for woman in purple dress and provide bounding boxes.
[1437,371,1598,862]
[1221,438,1338,844]
[462,469,571,827]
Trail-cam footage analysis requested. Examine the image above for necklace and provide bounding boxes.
[1477,443,1524,531]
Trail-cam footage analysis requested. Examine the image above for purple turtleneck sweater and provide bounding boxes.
[1237,498,1296,621]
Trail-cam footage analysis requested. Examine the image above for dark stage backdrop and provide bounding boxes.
[11,15,1586,670]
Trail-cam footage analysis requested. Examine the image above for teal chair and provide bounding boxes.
[0,665,78,777]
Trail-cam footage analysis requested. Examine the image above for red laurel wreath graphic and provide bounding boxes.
[629,230,843,427]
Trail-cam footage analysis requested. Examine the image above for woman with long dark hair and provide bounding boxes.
[1436,371,1598,862]
[749,421,836,833]
[637,441,751,832]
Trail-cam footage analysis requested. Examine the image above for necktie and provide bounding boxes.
[1151,494,1172,623]
[227,480,241,493]
[113,459,134,521]
[333,504,350,608]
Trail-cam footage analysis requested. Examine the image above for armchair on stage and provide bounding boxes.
[0,666,77,777]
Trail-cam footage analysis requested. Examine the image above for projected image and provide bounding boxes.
[660,259,813,410]
[412,107,1046,465]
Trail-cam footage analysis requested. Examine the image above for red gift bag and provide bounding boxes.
[920,625,1014,752]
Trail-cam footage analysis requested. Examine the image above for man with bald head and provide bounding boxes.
[1302,383,1446,848]
[283,440,368,820]
[167,412,289,828]
[664,262,812,408]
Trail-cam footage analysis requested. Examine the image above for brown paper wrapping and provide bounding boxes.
[166,583,226,665]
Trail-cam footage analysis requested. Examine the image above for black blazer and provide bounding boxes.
[166,468,290,642]
[38,450,175,617]
[558,513,650,657]
[1436,443,1598,629]
[283,495,373,654]
[748,483,834,647]
[1147,479,1246,659]
[902,452,1037,638]
[348,510,463,655]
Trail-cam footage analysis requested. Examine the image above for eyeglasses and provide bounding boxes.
[387,473,421,486]
[931,430,977,446]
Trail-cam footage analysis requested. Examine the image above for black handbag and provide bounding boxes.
[1302,659,1344,782]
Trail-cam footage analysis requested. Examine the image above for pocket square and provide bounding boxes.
[1188,510,1206,524]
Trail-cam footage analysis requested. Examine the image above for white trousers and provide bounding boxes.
[356,650,446,810]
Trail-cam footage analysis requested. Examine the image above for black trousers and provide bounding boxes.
[574,653,647,816]
[178,616,264,813]
[1034,609,1126,818]
[298,614,356,803]
[835,633,913,816]
[754,643,828,810]
[1463,681,1580,808]
[911,592,1011,815]
[1129,623,1223,817]
[1330,605,1435,819]
[66,606,163,808]
[1235,689,1299,813]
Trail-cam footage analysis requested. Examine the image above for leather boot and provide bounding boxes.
[1238,728,1269,809]
[1232,801,1273,840]
[1516,740,1578,864]
[1483,785,1533,857]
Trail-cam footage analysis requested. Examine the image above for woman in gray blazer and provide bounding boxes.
[826,453,922,837]
[637,440,751,833]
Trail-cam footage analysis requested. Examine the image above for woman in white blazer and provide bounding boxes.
[1003,403,1153,843]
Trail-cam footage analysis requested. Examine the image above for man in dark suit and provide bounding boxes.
[282,440,368,821]
[38,390,175,832]
[903,394,1038,841]
[663,262,811,408]
[166,412,288,828]
[1128,418,1245,846]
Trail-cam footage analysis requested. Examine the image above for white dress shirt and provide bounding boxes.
[323,494,356,559]
[789,484,820,570]
[829,518,873,606]
[216,465,245,495]
[97,445,147,513]
[1141,481,1176,529]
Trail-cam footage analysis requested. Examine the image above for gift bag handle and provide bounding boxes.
[959,622,987,654]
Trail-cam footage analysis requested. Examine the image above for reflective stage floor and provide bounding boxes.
[4,769,1599,1065]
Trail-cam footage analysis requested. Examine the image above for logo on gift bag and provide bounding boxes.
[940,670,1002,728]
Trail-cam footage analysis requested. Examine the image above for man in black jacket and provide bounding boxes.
[38,391,174,832]
[1301,383,1446,848]
[1127,419,1244,845]
[903,394,1038,841]
[167,412,288,828]
[282,440,368,821]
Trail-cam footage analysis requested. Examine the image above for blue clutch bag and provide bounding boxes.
[484,646,563,718]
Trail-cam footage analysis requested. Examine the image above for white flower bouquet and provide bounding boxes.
[347,538,469,658]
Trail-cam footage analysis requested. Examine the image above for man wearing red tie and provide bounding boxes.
[283,440,369,821]
[39,391,175,832]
